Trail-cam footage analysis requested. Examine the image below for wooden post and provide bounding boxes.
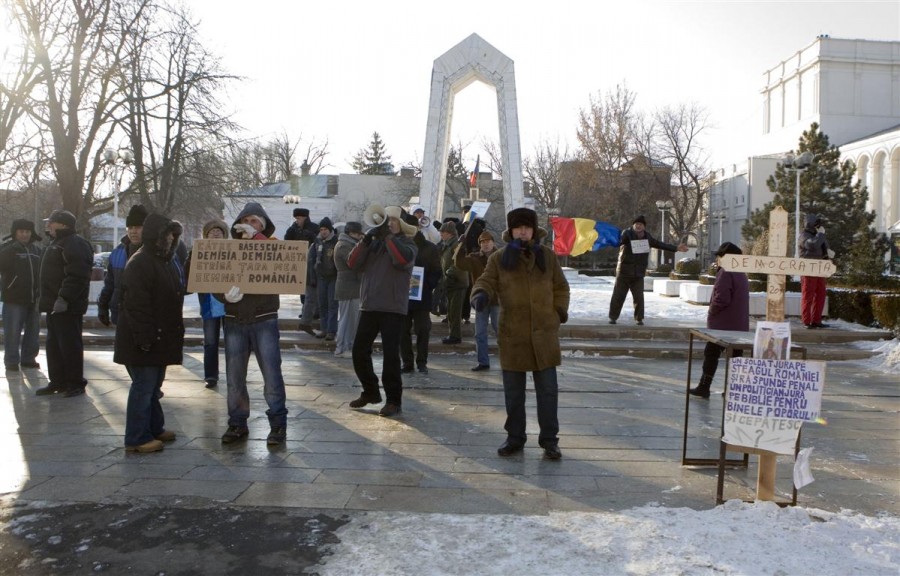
[719,206,835,502]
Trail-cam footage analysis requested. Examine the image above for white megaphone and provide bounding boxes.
[363,204,387,228]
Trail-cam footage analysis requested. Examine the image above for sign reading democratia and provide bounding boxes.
[722,357,826,455]
[187,239,308,295]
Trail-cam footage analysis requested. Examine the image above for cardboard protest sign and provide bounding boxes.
[722,357,826,455]
[187,239,307,295]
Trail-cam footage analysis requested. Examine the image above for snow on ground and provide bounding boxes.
[318,501,900,575]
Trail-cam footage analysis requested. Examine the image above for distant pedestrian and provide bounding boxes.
[284,207,319,335]
[455,229,499,371]
[608,214,687,325]
[799,213,831,329]
[689,242,750,399]
[333,221,364,358]
[114,213,185,453]
[186,219,228,388]
[438,222,468,344]
[36,210,94,397]
[0,219,43,371]
[314,217,339,340]
[346,207,418,418]
[219,202,289,445]
[471,207,570,460]
[400,229,441,374]
[98,204,148,326]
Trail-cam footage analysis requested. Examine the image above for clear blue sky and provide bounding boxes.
[191,0,900,174]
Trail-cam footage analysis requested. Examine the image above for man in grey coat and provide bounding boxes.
[333,221,363,357]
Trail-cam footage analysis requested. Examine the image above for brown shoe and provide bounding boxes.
[155,430,176,442]
[379,403,402,417]
[349,394,382,408]
[125,439,164,453]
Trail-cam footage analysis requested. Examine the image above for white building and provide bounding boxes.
[708,36,900,261]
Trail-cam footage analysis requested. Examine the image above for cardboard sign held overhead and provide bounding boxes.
[187,239,308,295]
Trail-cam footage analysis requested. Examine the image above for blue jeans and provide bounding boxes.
[501,367,559,447]
[2,302,40,367]
[316,275,338,334]
[202,316,223,382]
[124,365,166,446]
[223,317,288,427]
[475,305,499,367]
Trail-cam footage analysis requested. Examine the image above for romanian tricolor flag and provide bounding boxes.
[550,217,620,257]
[469,155,480,188]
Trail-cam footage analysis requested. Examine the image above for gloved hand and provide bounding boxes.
[363,227,378,246]
[816,226,826,235]
[138,344,152,352]
[224,285,243,303]
[232,223,256,238]
[471,291,489,312]
[98,307,111,327]
[52,297,68,314]
[557,308,568,324]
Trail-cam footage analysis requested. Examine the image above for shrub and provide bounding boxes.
[650,264,673,277]
[871,294,900,334]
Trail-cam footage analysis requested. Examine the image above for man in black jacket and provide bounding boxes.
[285,207,319,335]
[400,230,441,374]
[608,215,687,326]
[36,210,94,397]
[0,219,43,371]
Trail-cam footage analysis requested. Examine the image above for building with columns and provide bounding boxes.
[708,36,900,264]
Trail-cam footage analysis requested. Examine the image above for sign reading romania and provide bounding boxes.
[187,239,308,295]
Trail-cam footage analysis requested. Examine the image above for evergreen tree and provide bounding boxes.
[351,131,395,175]
[741,123,889,279]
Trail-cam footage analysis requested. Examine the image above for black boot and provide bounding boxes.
[689,374,713,399]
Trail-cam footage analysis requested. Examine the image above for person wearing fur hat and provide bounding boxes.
[217,202,289,445]
[608,214,688,326]
[36,209,94,397]
[314,217,339,340]
[438,221,468,344]
[98,204,148,327]
[455,229,500,371]
[0,219,43,371]
[471,207,570,460]
[185,219,229,388]
[689,242,750,399]
[798,213,831,329]
[114,213,185,453]
[346,207,417,418]
[284,207,320,335]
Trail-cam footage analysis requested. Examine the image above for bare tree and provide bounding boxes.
[576,84,638,172]
[299,136,329,175]
[0,5,40,156]
[523,138,568,212]
[479,137,503,179]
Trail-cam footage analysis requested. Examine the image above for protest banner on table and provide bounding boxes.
[722,357,826,454]
[187,239,308,295]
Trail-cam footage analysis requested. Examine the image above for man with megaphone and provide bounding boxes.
[346,206,418,418]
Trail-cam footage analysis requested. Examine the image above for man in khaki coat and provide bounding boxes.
[471,208,570,460]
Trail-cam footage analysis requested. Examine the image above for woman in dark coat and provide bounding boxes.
[114,213,185,453]
[689,241,750,399]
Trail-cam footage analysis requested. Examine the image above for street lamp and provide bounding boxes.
[655,199,673,267]
[103,148,134,248]
[781,151,814,258]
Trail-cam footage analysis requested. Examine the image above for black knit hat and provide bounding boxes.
[506,207,538,232]
[4,219,41,242]
[319,217,334,232]
[633,215,647,225]
[294,208,309,218]
[126,204,148,227]
[715,241,742,258]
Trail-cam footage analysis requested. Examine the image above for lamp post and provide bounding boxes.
[781,151,814,258]
[103,148,134,248]
[655,199,673,267]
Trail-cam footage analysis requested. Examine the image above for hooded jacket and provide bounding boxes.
[219,202,280,323]
[39,227,94,314]
[799,214,828,260]
[113,213,185,366]
[0,235,42,306]
[472,228,570,372]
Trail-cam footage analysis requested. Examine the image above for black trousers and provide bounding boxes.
[46,312,84,391]
[702,343,743,379]
[352,310,404,406]
[400,309,431,369]
[608,275,645,321]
